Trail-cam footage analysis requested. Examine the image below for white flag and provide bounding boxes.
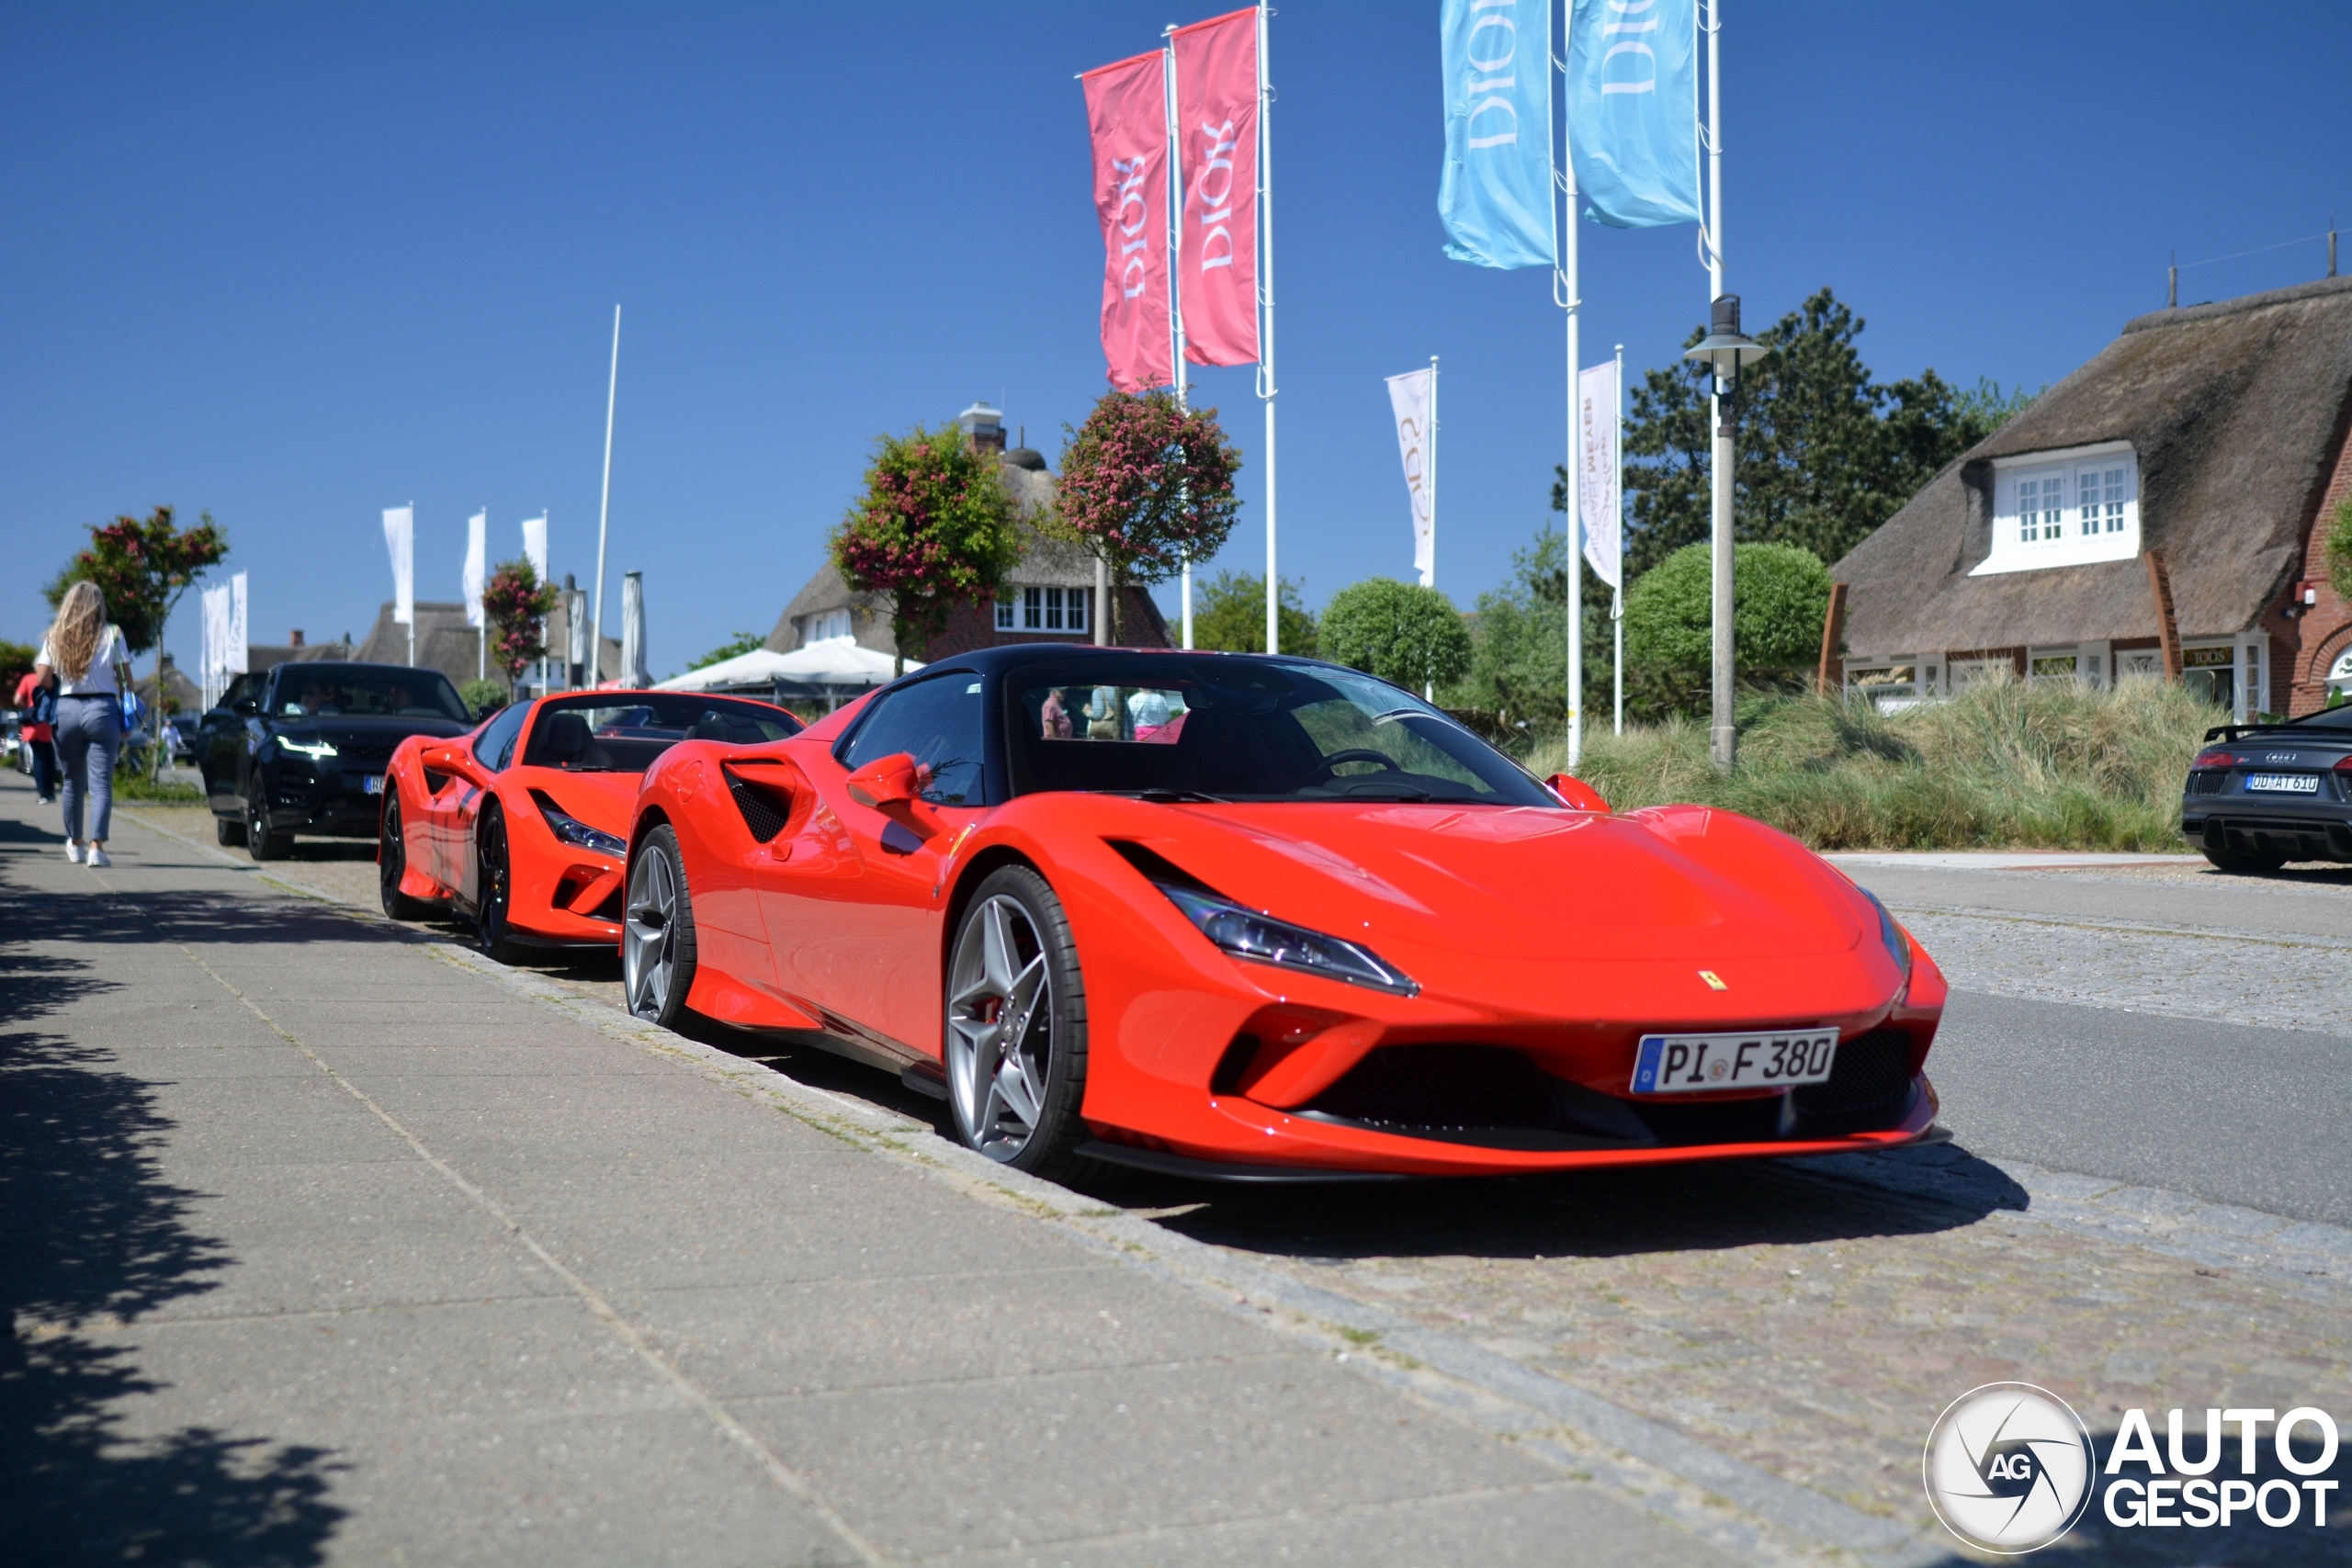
[521,513,548,587]
[200,584,227,689]
[463,511,487,628]
[1577,360,1621,591]
[228,571,248,673]
[1385,367,1436,586]
[382,506,415,625]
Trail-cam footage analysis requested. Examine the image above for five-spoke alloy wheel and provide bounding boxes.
[624,826,696,1029]
[945,866,1089,1177]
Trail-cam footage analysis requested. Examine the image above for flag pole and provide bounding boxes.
[1559,1,1583,772]
[1165,28,1193,650]
[1703,0,1733,771]
[1613,342,1624,735]
[1257,0,1278,655]
[590,304,621,685]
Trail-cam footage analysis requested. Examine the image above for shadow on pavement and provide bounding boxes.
[0,849,346,1563]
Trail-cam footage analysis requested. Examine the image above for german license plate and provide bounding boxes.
[2245,773,2318,794]
[1632,1030,1838,1095]
[362,774,384,795]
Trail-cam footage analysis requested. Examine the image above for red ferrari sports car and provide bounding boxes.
[619,646,1944,1181]
[379,690,802,960]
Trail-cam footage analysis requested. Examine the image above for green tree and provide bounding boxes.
[1625,542,1833,712]
[0,639,36,693]
[1190,570,1317,657]
[689,631,766,671]
[44,506,230,773]
[1051,389,1243,645]
[1320,578,1472,693]
[481,559,559,693]
[458,678,508,718]
[1580,288,2036,579]
[1441,528,1612,734]
[831,422,1023,674]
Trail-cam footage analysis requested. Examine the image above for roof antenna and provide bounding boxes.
[2168,250,2177,309]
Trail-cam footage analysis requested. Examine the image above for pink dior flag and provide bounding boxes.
[1082,51,1171,392]
[1172,7,1260,367]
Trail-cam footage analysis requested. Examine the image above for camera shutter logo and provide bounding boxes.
[1923,1382,2096,1553]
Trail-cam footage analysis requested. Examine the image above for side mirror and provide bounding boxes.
[231,698,260,716]
[418,744,457,771]
[1546,773,1610,813]
[845,751,930,807]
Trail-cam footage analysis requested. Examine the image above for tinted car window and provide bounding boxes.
[521,694,801,773]
[272,668,469,721]
[841,673,986,806]
[1007,655,1553,807]
[2277,705,2352,731]
[472,701,532,772]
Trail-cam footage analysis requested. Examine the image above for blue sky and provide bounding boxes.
[6,3,2349,680]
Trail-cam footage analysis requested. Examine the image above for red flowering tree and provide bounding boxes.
[44,505,230,773]
[830,423,1022,675]
[1053,389,1242,645]
[481,558,559,693]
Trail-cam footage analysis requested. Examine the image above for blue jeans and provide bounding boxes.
[56,697,120,842]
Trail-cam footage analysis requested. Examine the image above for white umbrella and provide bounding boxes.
[656,641,915,694]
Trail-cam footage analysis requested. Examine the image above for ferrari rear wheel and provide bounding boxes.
[476,805,529,964]
[945,866,1091,1179]
[624,826,696,1030]
[379,792,432,920]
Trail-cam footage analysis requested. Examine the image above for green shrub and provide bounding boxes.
[459,679,507,718]
[1321,578,1472,691]
[1530,673,2211,852]
[1624,541,1832,682]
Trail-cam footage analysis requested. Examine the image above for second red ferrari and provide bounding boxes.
[379,690,801,960]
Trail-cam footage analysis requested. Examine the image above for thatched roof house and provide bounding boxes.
[767,401,1170,661]
[1831,275,2352,719]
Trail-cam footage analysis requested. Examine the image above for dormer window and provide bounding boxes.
[805,609,854,644]
[1971,442,2140,576]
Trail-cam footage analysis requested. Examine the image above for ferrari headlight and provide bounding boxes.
[533,794,625,859]
[1860,888,1912,991]
[1155,882,1419,997]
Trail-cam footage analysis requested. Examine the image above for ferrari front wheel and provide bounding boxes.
[624,826,697,1030]
[945,866,1091,1179]
[476,806,529,964]
[379,792,432,920]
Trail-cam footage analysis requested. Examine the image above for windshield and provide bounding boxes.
[274,669,469,722]
[520,694,802,773]
[1006,655,1554,806]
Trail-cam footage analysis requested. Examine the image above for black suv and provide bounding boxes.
[2180,704,2352,872]
[198,661,476,860]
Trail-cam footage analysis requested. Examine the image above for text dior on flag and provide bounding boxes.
[1081,51,1171,393]
[1171,8,1260,367]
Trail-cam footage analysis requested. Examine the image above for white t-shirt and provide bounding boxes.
[39,625,131,695]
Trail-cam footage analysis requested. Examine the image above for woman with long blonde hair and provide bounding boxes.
[35,581,133,866]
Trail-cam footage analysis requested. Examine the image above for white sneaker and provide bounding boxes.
[64,840,83,863]
[87,847,111,867]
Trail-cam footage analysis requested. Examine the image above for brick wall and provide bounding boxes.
[922,587,1172,660]
[2280,418,2352,715]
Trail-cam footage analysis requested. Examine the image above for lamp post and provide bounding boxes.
[1681,294,1771,773]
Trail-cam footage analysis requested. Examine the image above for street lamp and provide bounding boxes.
[1682,294,1771,772]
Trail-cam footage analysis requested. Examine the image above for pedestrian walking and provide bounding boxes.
[36,581,134,867]
[12,668,58,802]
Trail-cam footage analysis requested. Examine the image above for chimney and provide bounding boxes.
[289,629,305,648]
[956,400,1007,455]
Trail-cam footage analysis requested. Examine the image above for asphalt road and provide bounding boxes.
[1836,858,2352,1226]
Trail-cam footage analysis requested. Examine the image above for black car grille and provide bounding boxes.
[2186,770,2227,796]
[336,741,395,763]
[1304,1044,1567,1133]
[1795,1026,1916,1116]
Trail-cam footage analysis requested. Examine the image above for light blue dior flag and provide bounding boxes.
[1568,0,1700,229]
[1439,0,1555,269]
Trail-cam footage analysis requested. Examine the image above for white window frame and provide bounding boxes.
[806,608,854,645]
[1971,442,2140,576]
[1004,585,1088,636]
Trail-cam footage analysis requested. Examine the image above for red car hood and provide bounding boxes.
[1131,801,1868,966]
